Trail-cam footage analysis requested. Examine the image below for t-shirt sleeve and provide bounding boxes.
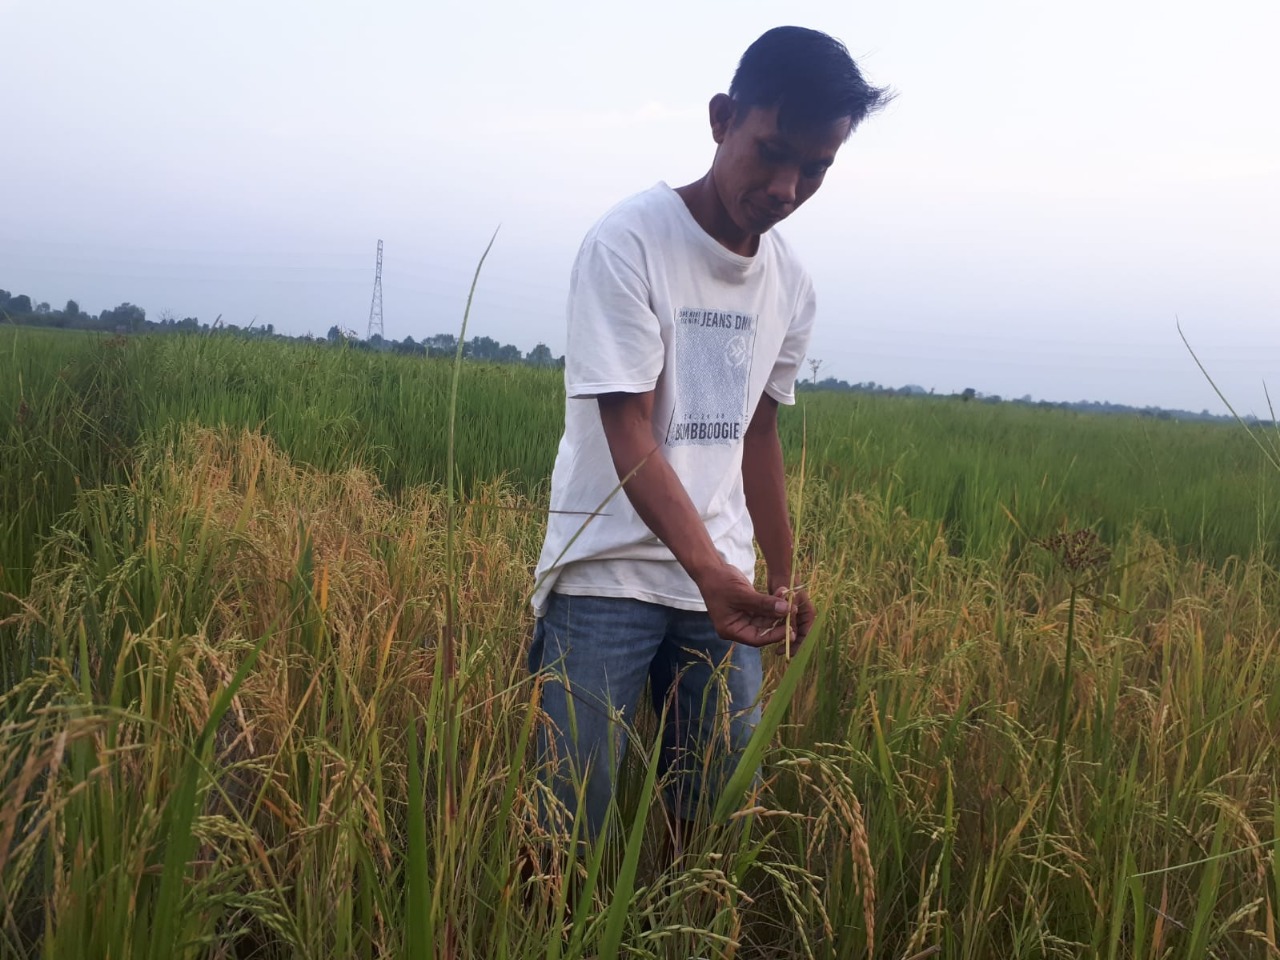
[764,276,817,406]
[564,237,663,399]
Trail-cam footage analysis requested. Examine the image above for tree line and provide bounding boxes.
[0,290,162,334]
[335,328,563,367]
[796,372,1245,423]
[0,287,564,368]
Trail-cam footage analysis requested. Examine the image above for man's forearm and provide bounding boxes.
[743,405,796,590]
[598,396,724,586]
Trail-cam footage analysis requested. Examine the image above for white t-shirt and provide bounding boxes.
[531,182,816,616]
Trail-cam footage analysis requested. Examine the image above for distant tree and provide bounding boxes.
[807,357,823,384]
[327,324,343,343]
[424,333,458,357]
[7,294,32,315]
[35,301,51,315]
[394,334,425,356]
[526,342,554,366]
[64,299,80,318]
[960,387,976,402]
[467,335,503,361]
[99,302,145,331]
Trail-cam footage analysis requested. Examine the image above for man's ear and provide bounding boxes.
[709,93,736,145]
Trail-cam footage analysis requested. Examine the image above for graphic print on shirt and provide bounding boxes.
[667,307,758,447]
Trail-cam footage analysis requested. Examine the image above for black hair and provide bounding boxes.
[729,26,892,135]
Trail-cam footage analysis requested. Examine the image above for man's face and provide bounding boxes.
[710,99,851,237]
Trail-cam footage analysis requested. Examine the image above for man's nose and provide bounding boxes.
[767,167,799,206]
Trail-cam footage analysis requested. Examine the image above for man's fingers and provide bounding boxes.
[707,577,799,646]
[754,591,790,617]
[719,609,789,648]
[724,591,788,621]
[735,622,788,648]
[796,598,816,641]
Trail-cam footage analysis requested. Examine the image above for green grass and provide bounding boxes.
[1,324,1278,957]
[789,389,1280,564]
[3,326,1275,615]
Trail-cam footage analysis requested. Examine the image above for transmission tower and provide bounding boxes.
[367,239,384,340]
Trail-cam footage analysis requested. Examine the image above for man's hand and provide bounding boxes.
[697,563,794,648]
[770,581,816,650]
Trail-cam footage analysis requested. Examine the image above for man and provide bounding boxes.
[529,26,889,840]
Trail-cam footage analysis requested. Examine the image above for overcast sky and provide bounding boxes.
[3,0,1277,412]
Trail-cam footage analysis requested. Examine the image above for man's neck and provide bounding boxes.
[674,175,759,257]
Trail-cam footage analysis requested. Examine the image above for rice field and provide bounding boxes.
[1,326,1278,958]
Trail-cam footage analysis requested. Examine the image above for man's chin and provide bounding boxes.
[742,206,786,235]
[736,216,774,237]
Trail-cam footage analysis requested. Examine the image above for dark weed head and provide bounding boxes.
[1034,528,1111,576]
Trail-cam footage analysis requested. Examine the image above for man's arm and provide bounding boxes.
[743,396,816,644]
[596,390,792,648]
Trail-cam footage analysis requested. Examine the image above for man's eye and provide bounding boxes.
[802,163,830,179]
[758,144,786,163]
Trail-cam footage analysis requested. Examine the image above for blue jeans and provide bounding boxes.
[529,592,763,839]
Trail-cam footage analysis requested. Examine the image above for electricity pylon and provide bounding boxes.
[367,239,384,340]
